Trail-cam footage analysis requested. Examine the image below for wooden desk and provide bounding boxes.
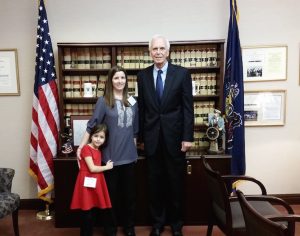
[53,155,231,227]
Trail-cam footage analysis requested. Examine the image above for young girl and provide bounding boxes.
[71,124,113,236]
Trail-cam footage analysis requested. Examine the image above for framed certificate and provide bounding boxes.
[244,90,286,126]
[0,49,20,95]
[242,45,287,82]
[71,115,91,146]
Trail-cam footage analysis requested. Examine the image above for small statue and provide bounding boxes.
[206,109,225,154]
[60,128,73,155]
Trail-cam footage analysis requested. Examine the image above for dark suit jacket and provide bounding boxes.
[137,63,194,157]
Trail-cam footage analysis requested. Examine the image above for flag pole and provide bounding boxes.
[36,203,53,221]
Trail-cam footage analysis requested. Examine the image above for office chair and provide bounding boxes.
[201,155,295,236]
[237,190,300,236]
[0,168,20,236]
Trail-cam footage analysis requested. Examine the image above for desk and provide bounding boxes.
[53,155,231,227]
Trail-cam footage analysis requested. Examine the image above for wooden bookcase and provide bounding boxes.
[54,40,229,227]
[57,40,225,156]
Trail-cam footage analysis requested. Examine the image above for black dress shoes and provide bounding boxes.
[149,227,163,236]
[172,230,183,236]
[124,228,136,236]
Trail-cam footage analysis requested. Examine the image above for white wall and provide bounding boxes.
[0,0,299,199]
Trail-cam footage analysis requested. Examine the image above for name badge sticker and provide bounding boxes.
[83,177,97,188]
[128,96,136,106]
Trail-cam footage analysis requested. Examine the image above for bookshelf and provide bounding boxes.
[57,40,225,155]
[54,41,230,227]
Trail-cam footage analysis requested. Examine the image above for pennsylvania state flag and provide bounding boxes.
[224,0,245,175]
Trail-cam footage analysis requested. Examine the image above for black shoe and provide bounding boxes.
[124,228,136,236]
[172,230,183,236]
[149,227,163,236]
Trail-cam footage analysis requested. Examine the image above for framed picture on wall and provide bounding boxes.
[242,45,287,82]
[71,115,91,146]
[244,90,286,126]
[0,49,20,95]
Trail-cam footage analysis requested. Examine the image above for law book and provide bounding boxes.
[102,47,111,69]
[190,49,196,67]
[84,47,90,69]
[180,48,185,67]
[70,48,78,69]
[138,49,144,69]
[97,75,107,97]
[72,76,81,98]
[117,47,123,67]
[211,47,218,66]
[122,47,130,69]
[184,47,191,68]
[63,76,72,98]
[63,48,71,69]
[195,48,202,67]
[211,73,217,95]
[77,48,85,69]
[201,48,207,67]
[72,104,79,115]
[199,74,207,95]
[96,47,103,69]
[170,49,176,65]
[202,101,210,123]
[207,75,212,95]
[129,48,135,69]
[175,48,181,66]
[89,47,96,69]
[134,48,140,69]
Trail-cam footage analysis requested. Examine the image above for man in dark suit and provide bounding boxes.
[137,35,194,236]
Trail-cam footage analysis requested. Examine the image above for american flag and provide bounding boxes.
[29,0,60,203]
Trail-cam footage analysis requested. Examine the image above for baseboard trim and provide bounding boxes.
[20,199,52,211]
[273,194,300,205]
[21,194,300,211]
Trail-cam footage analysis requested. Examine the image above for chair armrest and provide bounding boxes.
[221,175,267,195]
[243,195,294,214]
[266,214,300,222]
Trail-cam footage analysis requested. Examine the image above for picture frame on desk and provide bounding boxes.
[244,90,286,126]
[242,45,287,82]
[0,49,20,95]
[71,115,91,147]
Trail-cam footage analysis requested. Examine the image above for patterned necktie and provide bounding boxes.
[156,70,163,101]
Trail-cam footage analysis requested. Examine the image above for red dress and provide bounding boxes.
[70,145,112,210]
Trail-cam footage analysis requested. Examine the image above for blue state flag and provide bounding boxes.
[223,0,245,175]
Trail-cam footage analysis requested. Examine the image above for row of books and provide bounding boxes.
[194,101,215,125]
[169,46,218,68]
[63,47,111,69]
[63,74,217,99]
[63,75,138,98]
[192,73,217,96]
[192,131,210,148]
[62,46,219,70]
[64,104,95,127]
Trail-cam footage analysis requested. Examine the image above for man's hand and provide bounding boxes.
[181,141,192,152]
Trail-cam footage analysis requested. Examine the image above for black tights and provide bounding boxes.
[80,209,95,236]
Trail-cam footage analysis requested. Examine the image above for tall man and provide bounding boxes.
[137,35,194,236]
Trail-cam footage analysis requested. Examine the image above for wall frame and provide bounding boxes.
[70,115,90,146]
[242,45,287,82]
[244,90,286,126]
[0,49,20,95]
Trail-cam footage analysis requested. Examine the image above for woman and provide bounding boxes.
[77,66,138,236]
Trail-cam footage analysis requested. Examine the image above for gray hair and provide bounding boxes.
[148,34,170,51]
